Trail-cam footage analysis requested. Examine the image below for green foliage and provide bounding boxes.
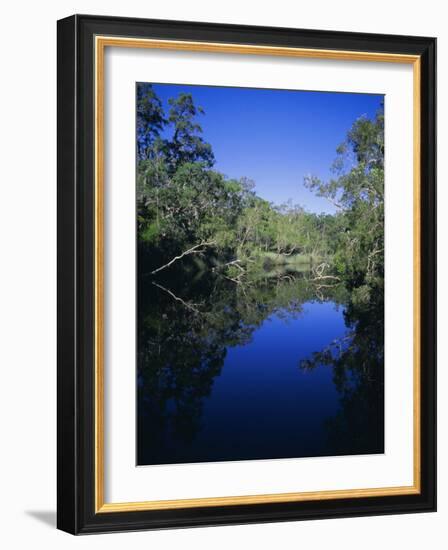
[304,105,384,296]
[167,93,215,171]
[136,85,384,298]
[137,84,166,161]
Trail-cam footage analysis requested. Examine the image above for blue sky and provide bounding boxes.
[151,83,383,214]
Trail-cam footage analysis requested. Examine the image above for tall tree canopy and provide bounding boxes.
[304,106,384,298]
[167,93,215,171]
[136,84,166,161]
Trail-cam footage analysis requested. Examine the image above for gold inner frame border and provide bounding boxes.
[94,35,421,513]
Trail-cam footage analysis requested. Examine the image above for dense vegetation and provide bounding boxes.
[136,84,384,301]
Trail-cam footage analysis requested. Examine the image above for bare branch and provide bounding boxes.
[151,240,216,275]
[152,281,202,314]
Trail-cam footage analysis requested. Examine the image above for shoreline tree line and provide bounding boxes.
[136,83,384,301]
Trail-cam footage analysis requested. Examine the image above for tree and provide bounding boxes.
[136,83,166,161]
[166,93,215,171]
[304,105,384,294]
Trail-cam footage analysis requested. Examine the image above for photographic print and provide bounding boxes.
[136,83,385,466]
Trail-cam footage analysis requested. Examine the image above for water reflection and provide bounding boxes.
[137,270,384,465]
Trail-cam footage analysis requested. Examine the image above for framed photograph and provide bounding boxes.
[57,14,436,534]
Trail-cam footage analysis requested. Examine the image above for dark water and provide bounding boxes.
[137,270,384,465]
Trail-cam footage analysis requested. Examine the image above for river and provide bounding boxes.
[137,270,384,465]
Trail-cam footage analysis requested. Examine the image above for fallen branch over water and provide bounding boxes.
[310,261,340,282]
[151,240,216,275]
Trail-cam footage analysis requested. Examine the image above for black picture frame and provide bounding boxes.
[57,14,436,534]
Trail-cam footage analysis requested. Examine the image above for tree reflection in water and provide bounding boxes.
[137,268,383,465]
[300,285,384,455]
